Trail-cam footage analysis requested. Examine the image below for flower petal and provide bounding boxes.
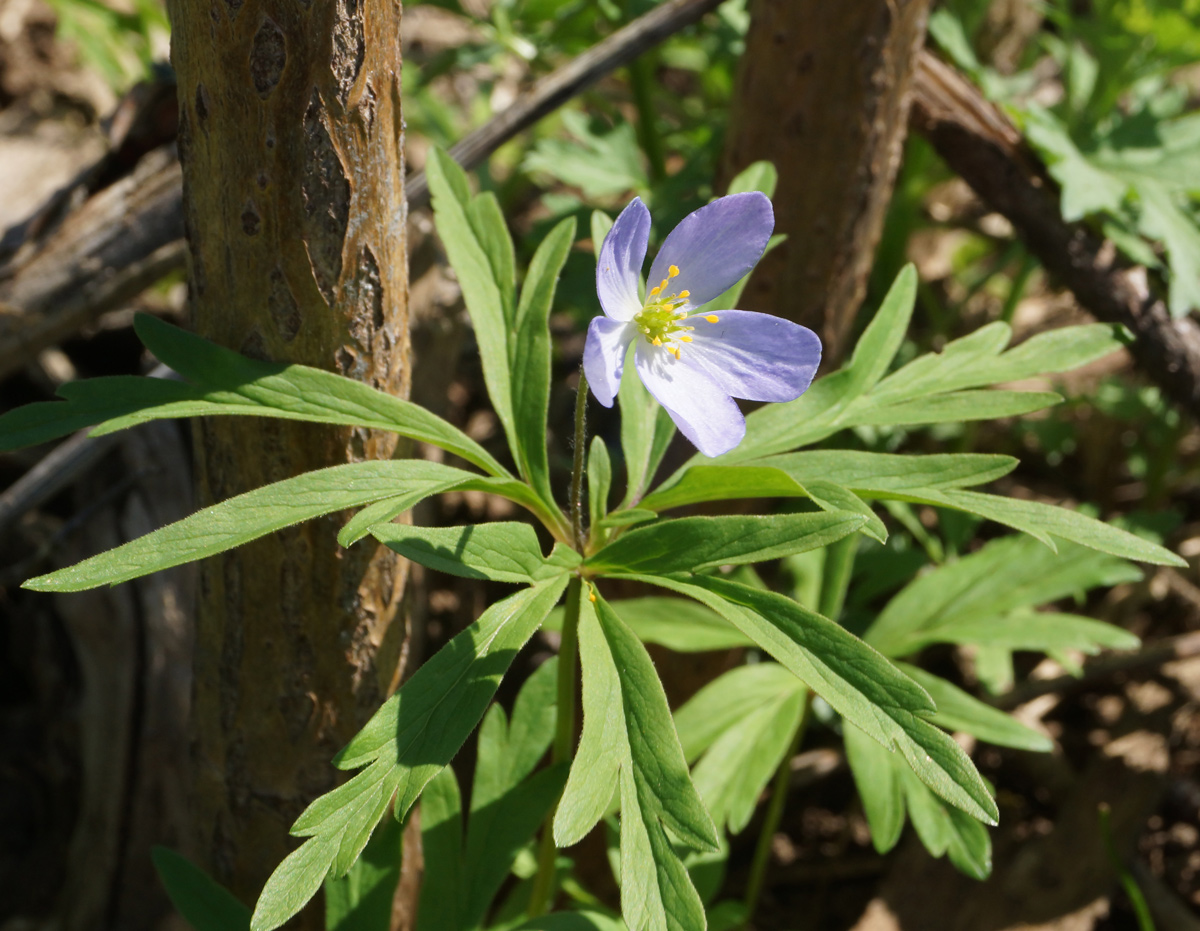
[584,316,635,407]
[683,310,822,402]
[597,197,650,322]
[647,192,773,308]
[634,341,745,457]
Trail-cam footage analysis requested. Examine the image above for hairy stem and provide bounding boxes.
[528,372,590,916]
[528,576,583,916]
[569,366,590,552]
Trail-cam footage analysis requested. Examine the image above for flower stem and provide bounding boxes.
[528,370,590,916]
[742,697,812,926]
[528,576,582,916]
[568,365,590,552]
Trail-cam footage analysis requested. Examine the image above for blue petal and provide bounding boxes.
[684,310,822,402]
[634,341,745,457]
[647,192,773,308]
[597,197,650,322]
[584,316,635,407]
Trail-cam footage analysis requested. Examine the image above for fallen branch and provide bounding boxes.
[910,51,1200,417]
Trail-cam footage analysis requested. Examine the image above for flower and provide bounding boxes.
[584,193,822,457]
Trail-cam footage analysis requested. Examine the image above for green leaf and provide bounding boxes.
[414,768,464,931]
[935,490,1185,567]
[678,665,807,833]
[588,436,613,533]
[674,663,804,761]
[338,474,569,547]
[251,580,566,931]
[901,768,992,880]
[555,595,624,846]
[620,574,997,824]
[516,911,627,931]
[466,191,516,324]
[513,216,576,503]
[598,601,713,931]
[725,160,778,198]
[25,460,476,592]
[427,147,517,455]
[935,611,1140,655]
[464,662,566,929]
[596,596,719,853]
[546,596,753,653]
[558,595,711,931]
[1141,180,1200,317]
[599,508,659,529]
[369,522,578,584]
[848,390,1063,428]
[151,847,251,931]
[619,344,676,507]
[591,210,615,261]
[763,451,1018,497]
[325,814,403,931]
[637,464,888,544]
[0,314,507,476]
[843,724,905,854]
[842,263,919,402]
[866,535,1143,657]
[896,664,1053,752]
[585,512,867,575]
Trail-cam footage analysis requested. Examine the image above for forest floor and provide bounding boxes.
[1,4,1199,930]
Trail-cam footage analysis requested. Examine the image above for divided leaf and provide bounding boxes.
[0,314,506,476]
[512,216,576,504]
[585,512,867,575]
[370,522,579,584]
[618,573,997,824]
[426,147,517,457]
[562,595,716,931]
[251,579,566,931]
[25,460,477,592]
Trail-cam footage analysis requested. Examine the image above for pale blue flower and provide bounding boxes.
[584,193,822,457]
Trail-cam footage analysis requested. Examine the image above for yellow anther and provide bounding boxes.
[648,285,662,297]
[705,314,719,323]
[588,588,596,603]
[678,290,690,299]
[670,347,682,360]
[668,265,680,278]
[652,336,662,346]
[680,335,693,342]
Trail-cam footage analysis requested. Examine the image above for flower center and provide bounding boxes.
[633,265,698,359]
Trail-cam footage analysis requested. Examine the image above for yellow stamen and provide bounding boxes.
[678,290,690,299]
[670,347,681,360]
[668,265,680,278]
[680,335,693,342]
[648,285,662,297]
[705,314,719,323]
[652,336,662,346]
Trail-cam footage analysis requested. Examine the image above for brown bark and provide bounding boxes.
[164,0,411,915]
[720,0,932,364]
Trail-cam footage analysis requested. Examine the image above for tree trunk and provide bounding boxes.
[720,0,931,364]
[164,0,411,917]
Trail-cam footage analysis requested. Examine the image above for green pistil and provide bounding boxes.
[634,296,690,346]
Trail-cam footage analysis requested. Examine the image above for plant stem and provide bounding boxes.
[528,576,582,916]
[528,371,590,917]
[742,696,812,926]
[569,366,590,552]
